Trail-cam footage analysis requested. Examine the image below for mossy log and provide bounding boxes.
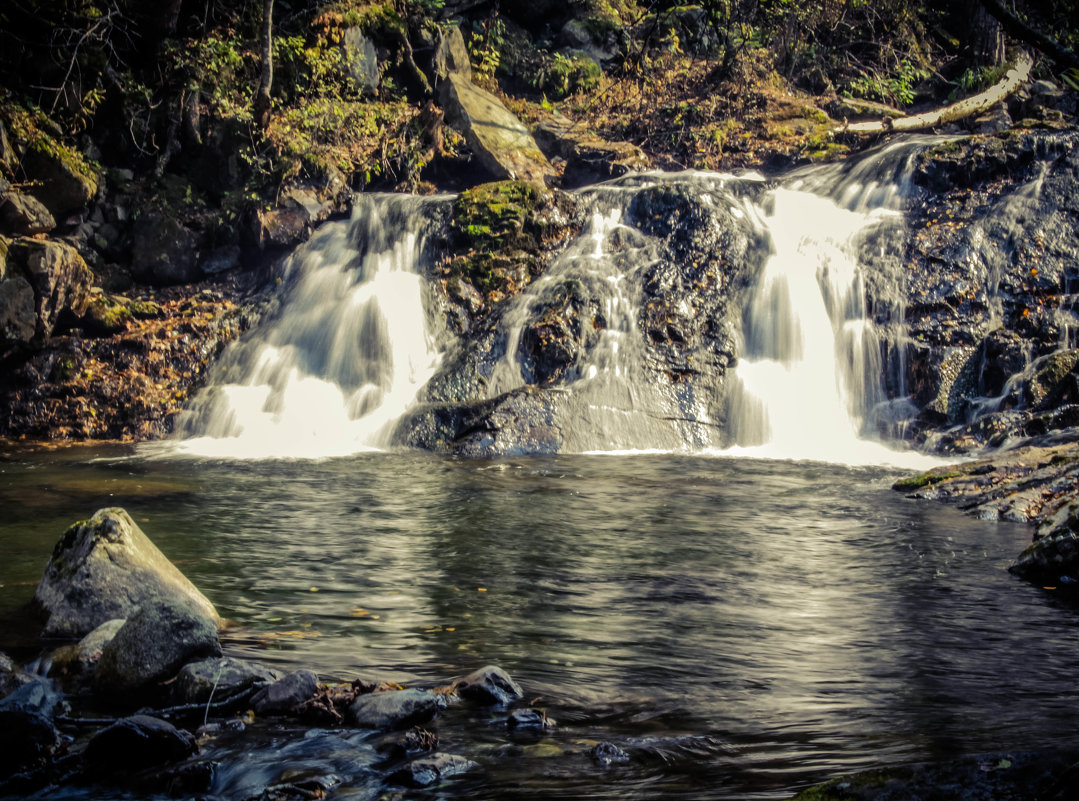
[838,52,1033,135]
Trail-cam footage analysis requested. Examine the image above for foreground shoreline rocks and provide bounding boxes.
[0,506,541,798]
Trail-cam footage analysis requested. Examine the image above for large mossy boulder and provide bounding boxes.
[1,237,91,352]
[440,74,554,185]
[33,508,221,638]
[94,599,222,699]
[2,109,99,218]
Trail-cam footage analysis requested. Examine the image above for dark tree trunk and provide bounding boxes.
[253,0,273,131]
[978,0,1079,70]
[966,0,1005,65]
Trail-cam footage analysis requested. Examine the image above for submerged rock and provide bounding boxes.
[348,688,448,730]
[34,508,221,638]
[788,751,1078,801]
[451,665,523,706]
[83,715,198,774]
[391,753,478,787]
[94,599,221,699]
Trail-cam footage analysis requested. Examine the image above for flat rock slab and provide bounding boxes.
[348,688,447,730]
[440,74,554,185]
[34,507,221,638]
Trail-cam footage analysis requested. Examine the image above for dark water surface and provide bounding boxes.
[1,448,1077,799]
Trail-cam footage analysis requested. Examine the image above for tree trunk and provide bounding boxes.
[253,0,273,131]
[966,0,1005,66]
[978,0,1079,71]
[838,51,1032,135]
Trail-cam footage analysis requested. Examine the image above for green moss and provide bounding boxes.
[453,180,542,251]
[892,470,960,491]
[1,103,100,183]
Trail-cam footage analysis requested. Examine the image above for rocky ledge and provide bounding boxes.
[894,436,1079,588]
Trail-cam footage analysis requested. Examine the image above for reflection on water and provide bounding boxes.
[0,449,1076,799]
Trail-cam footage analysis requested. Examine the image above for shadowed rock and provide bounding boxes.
[83,715,198,774]
[94,599,221,699]
[251,669,319,716]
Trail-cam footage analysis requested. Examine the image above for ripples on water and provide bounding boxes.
[1,449,1076,799]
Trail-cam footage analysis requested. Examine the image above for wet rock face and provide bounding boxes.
[34,507,221,638]
[903,131,1079,452]
[94,599,222,699]
[628,183,762,386]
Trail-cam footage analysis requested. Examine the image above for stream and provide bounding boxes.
[2,448,1076,799]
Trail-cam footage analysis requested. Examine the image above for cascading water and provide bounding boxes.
[173,141,943,465]
[171,194,446,459]
[723,139,937,465]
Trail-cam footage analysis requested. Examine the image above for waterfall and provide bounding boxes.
[171,194,446,459]
[170,141,945,465]
[724,139,939,466]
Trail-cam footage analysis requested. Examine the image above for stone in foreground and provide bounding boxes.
[34,507,221,638]
[94,599,221,699]
[392,753,478,787]
[250,669,319,715]
[83,715,198,774]
[173,657,282,705]
[0,679,62,778]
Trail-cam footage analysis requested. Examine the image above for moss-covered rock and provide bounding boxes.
[80,295,133,337]
[441,180,577,305]
[0,105,100,218]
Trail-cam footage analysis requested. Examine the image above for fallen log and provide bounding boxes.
[837,51,1033,135]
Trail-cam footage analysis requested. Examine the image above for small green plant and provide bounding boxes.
[847,59,928,106]
[531,52,602,100]
[468,15,505,84]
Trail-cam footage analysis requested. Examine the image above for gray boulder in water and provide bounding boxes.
[450,665,523,705]
[94,599,221,699]
[348,688,448,730]
[33,507,221,638]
